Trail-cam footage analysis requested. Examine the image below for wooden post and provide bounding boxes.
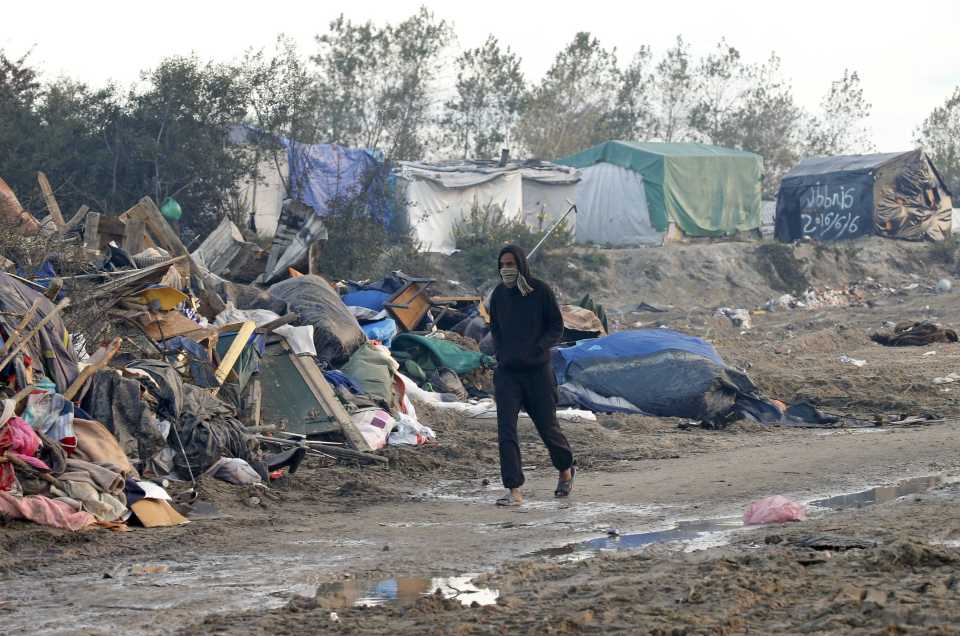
[123,218,146,255]
[308,242,320,275]
[213,321,256,391]
[248,380,262,427]
[84,212,101,251]
[37,172,66,229]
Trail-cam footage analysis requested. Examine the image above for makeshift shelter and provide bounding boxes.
[775,150,953,242]
[398,160,580,254]
[558,141,763,245]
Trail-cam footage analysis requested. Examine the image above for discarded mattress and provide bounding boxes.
[552,329,766,425]
[266,275,366,366]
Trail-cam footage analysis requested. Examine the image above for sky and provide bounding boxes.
[3,0,958,151]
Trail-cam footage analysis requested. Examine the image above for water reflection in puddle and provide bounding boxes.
[810,475,942,510]
[527,475,948,560]
[527,517,743,560]
[317,574,499,607]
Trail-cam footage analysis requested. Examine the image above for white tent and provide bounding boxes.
[574,162,662,246]
[399,161,580,254]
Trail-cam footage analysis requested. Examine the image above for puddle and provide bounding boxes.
[526,517,743,560]
[527,475,949,560]
[810,475,943,510]
[317,574,499,607]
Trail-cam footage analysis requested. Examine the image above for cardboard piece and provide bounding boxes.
[130,499,189,528]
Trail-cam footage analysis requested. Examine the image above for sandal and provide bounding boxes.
[496,493,523,507]
[555,466,576,498]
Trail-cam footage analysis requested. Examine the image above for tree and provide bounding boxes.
[311,8,452,160]
[721,55,804,197]
[649,36,695,142]
[916,87,960,194]
[616,46,657,140]
[803,70,873,157]
[441,35,525,159]
[125,56,253,236]
[516,32,632,159]
[688,39,749,144]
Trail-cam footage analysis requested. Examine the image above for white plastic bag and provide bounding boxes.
[351,408,396,450]
[388,414,436,446]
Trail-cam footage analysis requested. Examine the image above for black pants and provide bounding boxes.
[494,364,574,489]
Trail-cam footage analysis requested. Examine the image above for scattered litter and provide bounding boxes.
[839,355,867,367]
[130,564,170,576]
[933,373,960,385]
[743,495,808,525]
[715,307,752,330]
[936,278,952,294]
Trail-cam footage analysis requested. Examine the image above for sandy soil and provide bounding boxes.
[3,237,960,634]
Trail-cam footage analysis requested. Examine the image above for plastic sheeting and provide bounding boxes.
[265,275,366,366]
[404,171,523,254]
[775,150,953,243]
[552,330,762,425]
[559,141,762,237]
[573,162,661,246]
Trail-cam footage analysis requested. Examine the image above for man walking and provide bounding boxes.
[489,245,575,506]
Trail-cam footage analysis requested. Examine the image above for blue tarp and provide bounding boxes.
[552,329,760,425]
[553,329,726,373]
[343,290,392,312]
[285,140,388,219]
[361,318,398,348]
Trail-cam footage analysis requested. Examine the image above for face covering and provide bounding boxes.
[500,266,533,296]
[499,267,519,286]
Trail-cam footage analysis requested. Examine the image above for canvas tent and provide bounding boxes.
[558,141,763,245]
[775,150,953,242]
[398,160,580,254]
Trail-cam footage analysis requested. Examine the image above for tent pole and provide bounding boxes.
[528,201,577,260]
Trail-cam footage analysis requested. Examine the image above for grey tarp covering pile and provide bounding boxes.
[775,150,953,242]
[263,275,365,366]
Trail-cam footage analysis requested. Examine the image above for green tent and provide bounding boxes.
[559,141,762,239]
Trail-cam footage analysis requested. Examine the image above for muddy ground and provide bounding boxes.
[2,237,960,634]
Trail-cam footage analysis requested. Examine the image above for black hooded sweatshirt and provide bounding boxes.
[489,245,564,369]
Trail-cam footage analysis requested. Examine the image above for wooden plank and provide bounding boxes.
[63,337,122,400]
[36,172,66,228]
[0,298,42,357]
[87,255,189,300]
[284,341,373,452]
[65,205,90,231]
[213,321,256,389]
[83,212,101,251]
[123,218,146,255]
[308,242,320,275]
[120,197,188,257]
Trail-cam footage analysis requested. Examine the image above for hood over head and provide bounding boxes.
[498,244,531,279]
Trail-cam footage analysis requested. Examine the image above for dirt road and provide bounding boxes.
[3,237,960,634]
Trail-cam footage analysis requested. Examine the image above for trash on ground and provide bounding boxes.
[743,495,808,525]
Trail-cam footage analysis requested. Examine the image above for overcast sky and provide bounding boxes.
[3,0,958,151]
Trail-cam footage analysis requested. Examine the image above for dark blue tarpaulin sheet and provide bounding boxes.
[284,140,388,219]
[552,329,760,425]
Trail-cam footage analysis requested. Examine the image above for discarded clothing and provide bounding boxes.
[351,408,396,451]
[323,370,363,395]
[0,416,50,492]
[161,337,219,388]
[341,343,400,409]
[273,324,317,357]
[83,370,167,467]
[870,321,959,347]
[174,385,260,478]
[205,457,262,485]
[0,492,97,531]
[23,390,75,442]
[54,458,128,522]
[391,334,495,377]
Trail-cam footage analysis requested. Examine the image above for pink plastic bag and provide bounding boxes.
[743,495,808,525]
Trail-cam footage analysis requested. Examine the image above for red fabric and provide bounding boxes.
[0,492,97,531]
[0,417,51,491]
